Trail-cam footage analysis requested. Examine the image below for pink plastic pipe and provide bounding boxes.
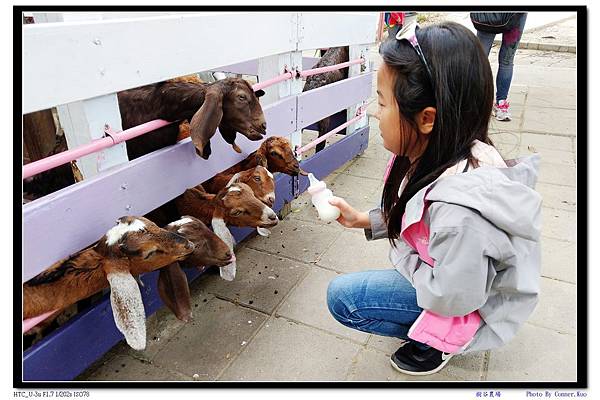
[298,58,365,78]
[23,120,174,180]
[252,71,294,91]
[296,111,366,155]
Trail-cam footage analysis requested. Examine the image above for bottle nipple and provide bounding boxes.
[307,173,326,194]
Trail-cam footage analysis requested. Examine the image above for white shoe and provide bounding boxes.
[494,100,511,121]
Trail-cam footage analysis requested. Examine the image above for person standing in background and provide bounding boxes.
[384,12,405,38]
[473,12,528,121]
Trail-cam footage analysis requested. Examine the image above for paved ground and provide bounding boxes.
[78,16,578,382]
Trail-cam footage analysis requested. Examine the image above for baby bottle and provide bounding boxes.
[307,173,341,223]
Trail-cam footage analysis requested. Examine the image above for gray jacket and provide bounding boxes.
[365,154,542,353]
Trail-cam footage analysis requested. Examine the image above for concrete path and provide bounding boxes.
[78,17,578,383]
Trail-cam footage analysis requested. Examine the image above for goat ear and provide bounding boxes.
[226,172,242,188]
[189,86,224,160]
[255,89,265,98]
[210,219,237,281]
[105,268,146,350]
[157,263,192,322]
[254,142,269,168]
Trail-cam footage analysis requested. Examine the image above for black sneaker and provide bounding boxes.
[390,341,453,376]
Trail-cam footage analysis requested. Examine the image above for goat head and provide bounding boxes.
[189,78,266,159]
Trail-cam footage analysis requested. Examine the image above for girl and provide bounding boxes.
[326,21,542,376]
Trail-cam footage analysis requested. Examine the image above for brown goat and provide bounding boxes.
[23,216,194,349]
[202,165,276,207]
[175,183,278,229]
[157,215,233,322]
[164,215,233,269]
[118,78,267,160]
[303,46,349,153]
[175,182,278,282]
[208,136,308,182]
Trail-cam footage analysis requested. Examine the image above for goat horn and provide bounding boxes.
[106,271,146,350]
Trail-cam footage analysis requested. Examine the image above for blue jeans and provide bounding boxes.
[477,13,527,103]
[327,269,430,350]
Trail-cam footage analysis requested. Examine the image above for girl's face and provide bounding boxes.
[375,63,431,161]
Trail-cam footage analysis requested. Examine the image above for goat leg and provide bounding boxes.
[157,263,192,322]
[315,117,331,153]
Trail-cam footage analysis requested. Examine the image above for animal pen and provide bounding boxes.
[21,12,378,381]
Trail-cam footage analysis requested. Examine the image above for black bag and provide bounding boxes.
[470,12,522,34]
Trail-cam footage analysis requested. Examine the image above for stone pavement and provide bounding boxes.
[78,18,578,383]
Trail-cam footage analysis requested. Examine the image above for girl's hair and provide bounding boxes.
[379,22,494,245]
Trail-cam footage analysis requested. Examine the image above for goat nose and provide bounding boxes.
[261,122,267,132]
[225,250,233,259]
[268,212,278,221]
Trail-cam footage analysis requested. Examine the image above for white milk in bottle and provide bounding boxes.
[307,173,341,223]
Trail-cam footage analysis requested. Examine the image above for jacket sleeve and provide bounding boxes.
[411,203,506,317]
[364,208,388,241]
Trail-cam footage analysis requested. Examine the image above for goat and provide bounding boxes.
[202,165,276,207]
[175,182,279,281]
[174,182,278,230]
[118,78,267,160]
[206,136,308,183]
[23,216,194,350]
[156,215,233,322]
[302,46,349,153]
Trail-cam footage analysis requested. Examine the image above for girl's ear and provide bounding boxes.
[416,107,437,135]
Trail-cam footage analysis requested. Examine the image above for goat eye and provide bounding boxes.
[253,176,261,182]
[238,95,247,101]
[143,248,164,260]
[270,151,278,157]
[143,250,156,260]
[231,210,243,217]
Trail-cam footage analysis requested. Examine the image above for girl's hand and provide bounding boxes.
[328,196,370,229]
